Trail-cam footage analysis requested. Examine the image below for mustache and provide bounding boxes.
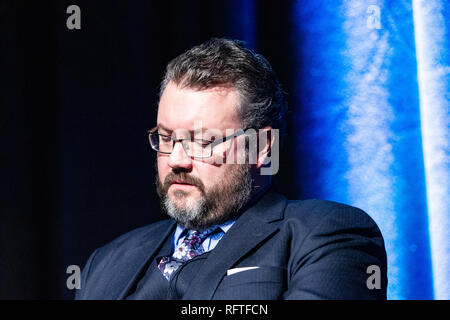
[162,171,206,193]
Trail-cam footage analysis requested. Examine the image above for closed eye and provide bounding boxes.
[160,135,172,142]
[193,139,213,146]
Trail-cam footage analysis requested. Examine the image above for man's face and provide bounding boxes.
[156,81,252,230]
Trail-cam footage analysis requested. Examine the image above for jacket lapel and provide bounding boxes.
[110,219,176,299]
[184,190,287,300]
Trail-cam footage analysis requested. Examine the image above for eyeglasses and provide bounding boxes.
[147,127,250,159]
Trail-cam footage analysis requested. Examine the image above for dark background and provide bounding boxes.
[1,1,306,299]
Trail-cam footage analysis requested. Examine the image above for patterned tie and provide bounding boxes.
[158,226,217,280]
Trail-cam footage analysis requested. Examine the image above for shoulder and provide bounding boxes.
[110,218,173,246]
[279,199,387,299]
[283,198,382,235]
[76,219,175,299]
[279,198,385,252]
[92,219,174,261]
[280,198,386,268]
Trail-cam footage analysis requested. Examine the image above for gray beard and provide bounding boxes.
[156,164,253,230]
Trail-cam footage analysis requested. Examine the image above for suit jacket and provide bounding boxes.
[75,190,387,300]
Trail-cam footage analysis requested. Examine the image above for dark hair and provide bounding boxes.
[160,38,287,144]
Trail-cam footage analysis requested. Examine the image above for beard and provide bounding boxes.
[156,164,253,230]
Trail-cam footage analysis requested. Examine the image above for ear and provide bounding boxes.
[256,126,274,169]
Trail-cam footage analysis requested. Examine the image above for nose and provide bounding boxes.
[168,140,193,171]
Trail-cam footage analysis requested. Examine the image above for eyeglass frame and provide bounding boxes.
[147,126,253,159]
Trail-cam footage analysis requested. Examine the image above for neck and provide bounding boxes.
[250,165,273,200]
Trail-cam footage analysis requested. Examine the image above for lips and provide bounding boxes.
[170,180,197,188]
[171,180,193,185]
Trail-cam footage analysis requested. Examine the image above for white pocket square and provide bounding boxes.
[226,266,259,276]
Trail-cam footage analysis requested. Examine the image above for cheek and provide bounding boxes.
[157,156,169,180]
[195,163,228,189]
[210,140,242,165]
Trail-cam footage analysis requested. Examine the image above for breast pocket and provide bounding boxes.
[213,266,287,300]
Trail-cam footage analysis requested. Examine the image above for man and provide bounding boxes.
[76,38,387,300]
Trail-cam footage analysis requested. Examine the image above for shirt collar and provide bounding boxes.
[174,219,236,243]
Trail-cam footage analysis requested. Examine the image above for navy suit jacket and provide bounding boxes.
[76,190,387,300]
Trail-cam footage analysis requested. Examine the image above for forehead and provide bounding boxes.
[157,81,241,132]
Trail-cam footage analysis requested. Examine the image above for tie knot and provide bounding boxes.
[186,226,218,243]
[185,230,201,246]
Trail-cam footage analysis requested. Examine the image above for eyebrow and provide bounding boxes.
[157,123,211,134]
[156,123,172,132]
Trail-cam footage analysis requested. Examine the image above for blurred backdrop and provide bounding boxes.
[1,0,449,299]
